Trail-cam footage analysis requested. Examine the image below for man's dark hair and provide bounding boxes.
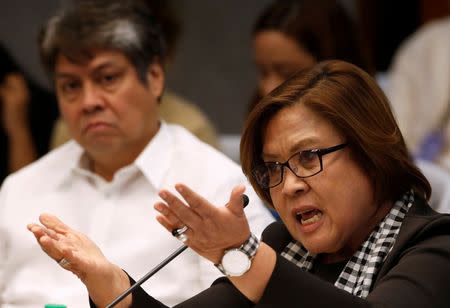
[39,0,166,84]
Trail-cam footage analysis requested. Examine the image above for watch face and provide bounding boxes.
[222,249,251,276]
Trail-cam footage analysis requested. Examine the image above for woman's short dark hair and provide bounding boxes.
[39,0,166,84]
[241,60,430,206]
[253,0,373,75]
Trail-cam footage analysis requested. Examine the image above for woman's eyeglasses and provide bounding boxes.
[252,143,348,189]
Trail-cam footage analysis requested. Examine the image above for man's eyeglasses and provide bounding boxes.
[252,143,348,189]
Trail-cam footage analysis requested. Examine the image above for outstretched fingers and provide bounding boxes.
[27,223,58,241]
[27,223,66,263]
[39,213,71,234]
[173,184,218,218]
[28,214,86,268]
[158,189,203,226]
[154,201,184,231]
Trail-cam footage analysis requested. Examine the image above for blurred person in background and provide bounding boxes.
[387,14,450,170]
[248,0,373,113]
[0,42,59,184]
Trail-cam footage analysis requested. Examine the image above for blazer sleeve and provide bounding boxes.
[89,272,253,308]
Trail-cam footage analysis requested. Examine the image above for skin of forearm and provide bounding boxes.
[7,125,38,172]
[229,243,277,303]
[85,263,132,308]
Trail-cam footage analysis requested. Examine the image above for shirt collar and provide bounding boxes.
[61,121,172,190]
[135,121,172,189]
[55,141,88,188]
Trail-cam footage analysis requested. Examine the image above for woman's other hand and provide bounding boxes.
[27,213,132,308]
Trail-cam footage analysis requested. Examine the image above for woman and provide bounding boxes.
[249,0,372,112]
[29,60,450,307]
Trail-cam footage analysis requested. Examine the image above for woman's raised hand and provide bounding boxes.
[154,184,251,264]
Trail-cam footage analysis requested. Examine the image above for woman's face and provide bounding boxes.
[262,103,386,262]
[253,30,316,97]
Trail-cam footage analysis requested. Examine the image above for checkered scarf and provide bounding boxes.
[281,190,414,298]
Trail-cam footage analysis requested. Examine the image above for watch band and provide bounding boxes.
[239,232,260,259]
[215,233,260,276]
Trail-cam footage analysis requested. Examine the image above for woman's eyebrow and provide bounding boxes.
[288,137,320,153]
[262,137,320,161]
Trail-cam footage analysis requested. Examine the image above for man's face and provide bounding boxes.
[54,49,164,163]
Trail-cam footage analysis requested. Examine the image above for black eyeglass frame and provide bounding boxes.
[252,143,348,189]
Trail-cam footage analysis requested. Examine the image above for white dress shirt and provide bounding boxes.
[0,122,274,308]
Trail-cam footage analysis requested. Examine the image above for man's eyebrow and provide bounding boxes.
[54,72,77,79]
[92,61,118,73]
[54,62,119,80]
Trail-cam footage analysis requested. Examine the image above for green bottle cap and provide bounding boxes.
[45,305,67,308]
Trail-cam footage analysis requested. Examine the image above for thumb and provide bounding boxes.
[227,184,247,216]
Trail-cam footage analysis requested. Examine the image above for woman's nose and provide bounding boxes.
[280,167,308,196]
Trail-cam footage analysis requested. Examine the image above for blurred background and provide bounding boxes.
[1,0,449,134]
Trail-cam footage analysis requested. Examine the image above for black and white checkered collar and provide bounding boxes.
[281,190,414,298]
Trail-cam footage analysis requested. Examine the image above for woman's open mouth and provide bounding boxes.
[296,209,323,225]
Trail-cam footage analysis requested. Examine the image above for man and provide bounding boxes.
[0,1,273,307]
[49,1,220,150]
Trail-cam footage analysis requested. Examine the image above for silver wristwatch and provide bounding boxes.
[215,233,260,277]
